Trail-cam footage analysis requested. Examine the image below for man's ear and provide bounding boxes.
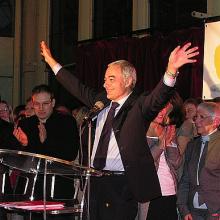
[52,98,56,107]
[125,77,133,88]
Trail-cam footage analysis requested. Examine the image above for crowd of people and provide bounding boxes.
[0,40,219,220]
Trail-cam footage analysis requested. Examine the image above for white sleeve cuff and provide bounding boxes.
[163,73,176,87]
[52,63,62,75]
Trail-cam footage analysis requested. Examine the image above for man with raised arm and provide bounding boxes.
[40,41,199,220]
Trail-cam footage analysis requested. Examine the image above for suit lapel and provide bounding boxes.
[112,92,137,142]
[115,92,137,119]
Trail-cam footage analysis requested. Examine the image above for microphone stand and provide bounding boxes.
[87,120,92,169]
[86,119,92,220]
[79,118,93,220]
[80,105,103,219]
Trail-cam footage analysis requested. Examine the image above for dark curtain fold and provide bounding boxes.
[74,27,204,100]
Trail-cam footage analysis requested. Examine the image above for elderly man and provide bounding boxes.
[177,102,220,220]
[40,41,199,220]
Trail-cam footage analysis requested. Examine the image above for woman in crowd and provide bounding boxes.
[176,98,202,183]
[177,98,201,155]
[0,100,13,123]
[142,93,183,220]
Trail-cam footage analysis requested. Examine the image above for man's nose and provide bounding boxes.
[195,117,201,124]
[103,81,108,88]
[39,104,44,110]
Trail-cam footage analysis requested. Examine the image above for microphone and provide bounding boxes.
[84,101,105,121]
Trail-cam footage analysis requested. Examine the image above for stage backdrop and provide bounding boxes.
[203,20,220,99]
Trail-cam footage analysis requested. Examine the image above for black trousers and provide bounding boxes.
[88,175,138,220]
[146,195,178,220]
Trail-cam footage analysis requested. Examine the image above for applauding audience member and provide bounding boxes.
[14,84,79,160]
[0,100,13,123]
[13,84,79,220]
[177,98,201,155]
[144,93,183,220]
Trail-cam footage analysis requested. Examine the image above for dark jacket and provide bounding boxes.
[0,118,19,149]
[177,131,220,217]
[18,112,79,160]
[55,67,174,202]
[16,112,80,201]
[0,118,20,199]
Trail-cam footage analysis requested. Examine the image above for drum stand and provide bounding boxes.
[21,157,87,220]
[41,158,88,220]
[29,159,41,201]
[0,149,95,220]
[43,159,47,220]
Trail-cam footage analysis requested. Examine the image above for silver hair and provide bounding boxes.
[197,102,220,119]
[108,60,137,89]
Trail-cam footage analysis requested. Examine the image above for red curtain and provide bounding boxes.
[74,27,204,100]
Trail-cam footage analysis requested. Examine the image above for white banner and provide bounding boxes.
[203,21,220,99]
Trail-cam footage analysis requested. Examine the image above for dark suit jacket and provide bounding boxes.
[56,67,174,202]
[177,130,220,216]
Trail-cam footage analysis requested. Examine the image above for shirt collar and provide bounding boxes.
[201,128,218,142]
[111,92,132,108]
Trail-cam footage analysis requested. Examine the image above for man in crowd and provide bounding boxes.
[177,102,220,220]
[13,84,79,219]
[40,41,199,220]
[14,84,79,160]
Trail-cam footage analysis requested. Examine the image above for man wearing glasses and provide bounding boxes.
[177,102,220,220]
[14,84,79,160]
[13,84,79,220]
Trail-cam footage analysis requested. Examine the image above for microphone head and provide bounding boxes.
[83,101,105,122]
[94,101,104,111]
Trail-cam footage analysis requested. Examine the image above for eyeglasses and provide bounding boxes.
[33,100,52,109]
[194,115,212,121]
[0,108,9,113]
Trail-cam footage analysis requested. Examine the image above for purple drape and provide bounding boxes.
[75,27,204,100]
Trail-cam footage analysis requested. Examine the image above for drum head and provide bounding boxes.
[0,149,101,176]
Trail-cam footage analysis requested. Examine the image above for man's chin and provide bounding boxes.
[196,130,203,135]
[107,94,113,100]
[37,115,48,121]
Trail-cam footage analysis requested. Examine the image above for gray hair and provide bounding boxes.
[108,60,137,89]
[198,102,220,119]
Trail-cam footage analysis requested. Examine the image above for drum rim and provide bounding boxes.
[0,149,102,176]
[0,148,74,166]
